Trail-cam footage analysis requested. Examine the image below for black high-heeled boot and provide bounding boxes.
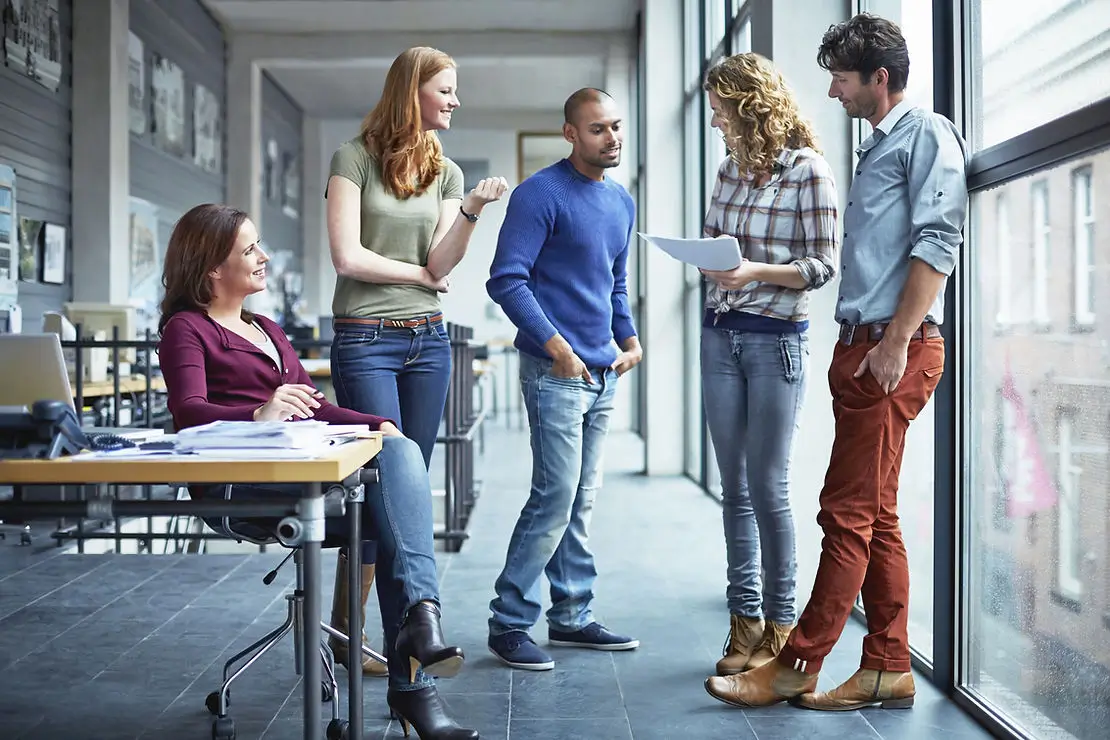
[395,601,465,682]
[387,686,479,740]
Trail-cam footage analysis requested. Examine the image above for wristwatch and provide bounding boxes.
[459,205,479,223]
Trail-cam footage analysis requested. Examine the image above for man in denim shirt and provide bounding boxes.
[706,13,968,711]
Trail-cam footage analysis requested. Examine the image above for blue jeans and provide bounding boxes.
[331,317,452,468]
[488,351,617,636]
[212,436,440,690]
[701,328,808,624]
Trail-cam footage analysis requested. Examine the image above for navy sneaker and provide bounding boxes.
[548,622,640,651]
[488,630,555,671]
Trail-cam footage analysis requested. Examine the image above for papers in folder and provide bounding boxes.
[638,233,742,271]
[174,420,371,459]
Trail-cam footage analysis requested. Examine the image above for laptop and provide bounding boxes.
[0,333,75,411]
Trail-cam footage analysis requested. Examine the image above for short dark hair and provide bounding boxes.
[817,13,909,93]
[563,87,613,125]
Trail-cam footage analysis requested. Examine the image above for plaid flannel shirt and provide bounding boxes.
[702,147,839,322]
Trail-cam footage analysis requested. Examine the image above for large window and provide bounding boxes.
[995,194,1012,325]
[970,0,1110,151]
[966,147,1110,740]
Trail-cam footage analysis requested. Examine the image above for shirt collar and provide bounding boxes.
[857,99,915,154]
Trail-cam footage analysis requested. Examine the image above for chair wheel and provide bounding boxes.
[212,716,236,739]
[321,680,334,703]
[326,719,350,740]
[205,690,229,715]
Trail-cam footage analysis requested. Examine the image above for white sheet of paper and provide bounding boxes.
[637,233,742,271]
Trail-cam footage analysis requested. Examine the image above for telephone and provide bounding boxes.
[0,400,135,460]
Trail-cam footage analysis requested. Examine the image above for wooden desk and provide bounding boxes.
[0,436,381,485]
[0,436,382,740]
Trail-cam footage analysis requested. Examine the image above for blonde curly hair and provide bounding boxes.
[703,53,819,177]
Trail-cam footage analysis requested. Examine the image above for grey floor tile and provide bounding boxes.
[509,717,633,740]
[745,709,882,739]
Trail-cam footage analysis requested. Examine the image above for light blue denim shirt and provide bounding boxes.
[836,100,969,326]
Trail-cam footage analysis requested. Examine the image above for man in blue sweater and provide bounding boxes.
[485,88,644,670]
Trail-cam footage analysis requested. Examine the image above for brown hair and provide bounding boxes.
[158,203,250,334]
[360,46,456,200]
[817,13,909,93]
[704,53,820,177]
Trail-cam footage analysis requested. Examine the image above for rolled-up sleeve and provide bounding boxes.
[907,118,969,276]
[793,157,840,290]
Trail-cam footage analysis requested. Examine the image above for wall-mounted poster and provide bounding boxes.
[41,222,64,284]
[151,53,186,157]
[2,0,62,93]
[128,197,161,336]
[0,163,17,302]
[17,216,41,282]
[193,83,221,174]
[282,153,299,219]
[128,31,145,135]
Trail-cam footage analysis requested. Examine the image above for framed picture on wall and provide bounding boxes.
[454,159,490,193]
[0,163,17,299]
[128,31,145,135]
[151,53,186,157]
[193,83,221,174]
[41,222,64,284]
[17,216,41,282]
[2,0,63,93]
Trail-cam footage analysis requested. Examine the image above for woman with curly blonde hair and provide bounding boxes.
[698,53,840,688]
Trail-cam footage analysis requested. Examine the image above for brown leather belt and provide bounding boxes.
[334,313,443,329]
[839,322,941,345]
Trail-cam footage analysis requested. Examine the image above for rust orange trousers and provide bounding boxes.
[777,333,944,674]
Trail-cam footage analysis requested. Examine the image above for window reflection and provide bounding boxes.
[968,146,1110,740]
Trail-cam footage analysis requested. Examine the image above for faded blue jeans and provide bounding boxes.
[701,328,808,624]
[206,435,440,691]
[488,351,617,636]
[331,316,452,468]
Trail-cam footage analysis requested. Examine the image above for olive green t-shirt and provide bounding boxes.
[327,137,464,319]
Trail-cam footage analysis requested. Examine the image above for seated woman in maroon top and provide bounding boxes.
[157,203,478,740]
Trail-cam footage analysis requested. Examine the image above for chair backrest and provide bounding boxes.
[199,484,281,546]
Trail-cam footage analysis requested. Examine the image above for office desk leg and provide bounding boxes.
[301,482,324,740]
[347,495,363,739]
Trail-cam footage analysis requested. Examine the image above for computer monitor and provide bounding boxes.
[63,302,137,365]
[0,333,75,410]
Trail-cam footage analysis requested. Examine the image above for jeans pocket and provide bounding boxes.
[778,334,805,384]
[334,328,381,349]
[429,323,450,342]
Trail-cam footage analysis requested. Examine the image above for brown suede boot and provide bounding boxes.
[796,668,915,711]
[745,621,793,671]
[705,657,817,708]
[715,615,764,676]
[329,549,388,677]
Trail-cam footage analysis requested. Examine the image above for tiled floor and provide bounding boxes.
[0,423,994,739]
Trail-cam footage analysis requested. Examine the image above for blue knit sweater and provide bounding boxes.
[486,159,637,369]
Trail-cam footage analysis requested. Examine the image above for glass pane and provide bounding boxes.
[684,0,702,86]
[965,144,1110,740]
[860,0,932,111]
[684,96,704,479]
[731,16,751,55]
[970,0,1110,151]
[704,0,726,58]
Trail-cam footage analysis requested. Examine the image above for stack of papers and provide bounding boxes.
[174,420,370,459]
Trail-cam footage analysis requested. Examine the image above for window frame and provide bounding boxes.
[1071,166,1095,328]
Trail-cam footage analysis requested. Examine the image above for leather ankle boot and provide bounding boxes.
[705,657,817,708]
[387,685,478,739]
[395,601,464,682]
[796,668,915,711]
[715,615,764,675]
[745,621,793,671]
[329,549,388,677]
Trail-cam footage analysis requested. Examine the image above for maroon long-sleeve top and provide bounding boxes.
[157,309,389,431]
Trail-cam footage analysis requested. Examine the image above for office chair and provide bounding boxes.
[198,469,387,740]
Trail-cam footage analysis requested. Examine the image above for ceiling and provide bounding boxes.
[202,0,641,119]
